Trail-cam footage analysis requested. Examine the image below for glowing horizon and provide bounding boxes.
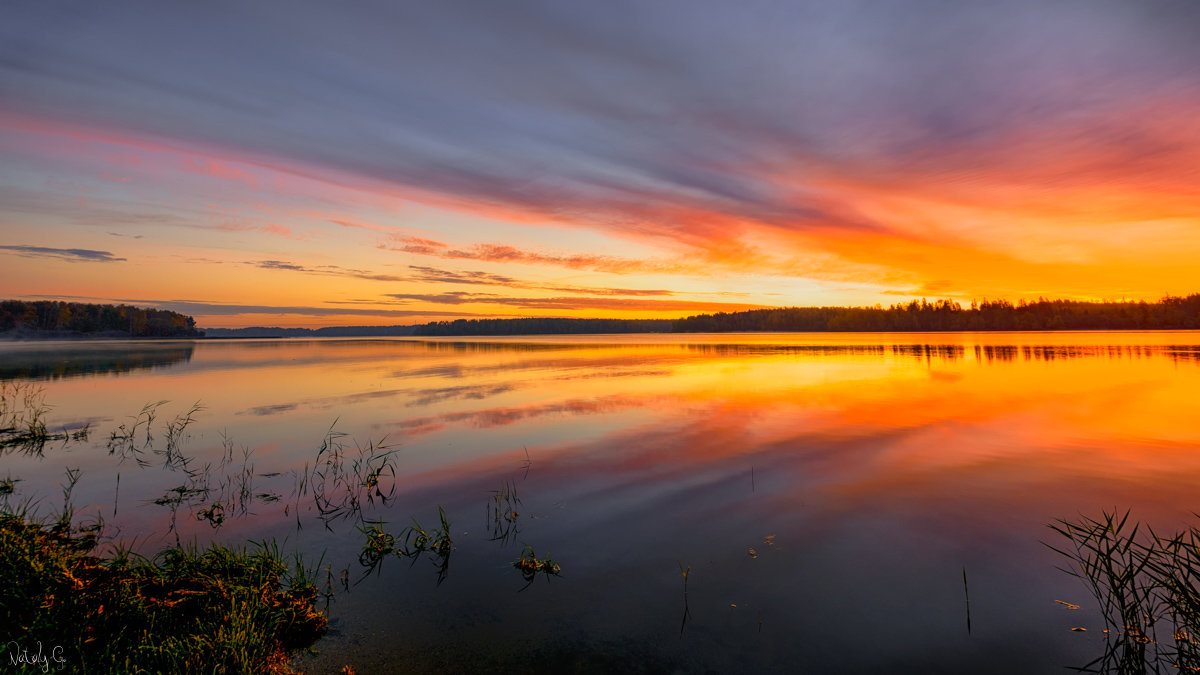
[3,2,1199,328]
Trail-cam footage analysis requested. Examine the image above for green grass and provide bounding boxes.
[0,510,327,674]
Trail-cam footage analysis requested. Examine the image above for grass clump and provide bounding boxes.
[513,544,561,590]
[0,511,326,674]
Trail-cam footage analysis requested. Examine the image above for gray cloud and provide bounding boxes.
[249,259,408,282]
[4,0,1195,247]
[252,258,678,296]
[407,265,517,286]
[0,245,125,262]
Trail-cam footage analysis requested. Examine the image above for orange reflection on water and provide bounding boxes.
[6,332,1200,544]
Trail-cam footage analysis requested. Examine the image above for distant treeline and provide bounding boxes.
[0,301,201,338]
[411,318,674,336]
[672,295,1200,332]
[202,325,420,338]
[204,320,668,338]
[46,294,1200,340]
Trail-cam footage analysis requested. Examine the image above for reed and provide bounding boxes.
[1049,510,1200,672]
[1,382,85,455]
[486,479,522,545]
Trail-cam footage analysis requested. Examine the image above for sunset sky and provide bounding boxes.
[2,1,1199,328]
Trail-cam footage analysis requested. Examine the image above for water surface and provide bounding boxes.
[4,332,1200,673]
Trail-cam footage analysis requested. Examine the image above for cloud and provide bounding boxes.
[381,236,688,274]
[251,258,680,296]
[218,221,298,239]
[384,292,770,313]
[407,265,517,286]
[154,300,471,318]
[12,1,1189,244]
[256,260,308,272]
[248,259,408,282]
[4,1,1200,301]
[21,294,475,319]
[0,245,125,262]
[405,264,675,296]
[881,280,961,297]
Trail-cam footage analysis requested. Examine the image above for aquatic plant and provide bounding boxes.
[356,520,396,576]
[486,479,522,545]
[679,563,692,637]
[0,382,84,455]
[1049,510,1200,672]
[513,543,561,590]
[106,399,167,466]
[308,422,399,530]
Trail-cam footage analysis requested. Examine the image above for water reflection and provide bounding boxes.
[0,341,194,380]
[3,333,1200,673]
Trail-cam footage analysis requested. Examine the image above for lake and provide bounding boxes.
[4,332,1200,673]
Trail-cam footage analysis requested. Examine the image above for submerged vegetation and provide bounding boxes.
[1049,511,1200,672]
[2,383,568,671]
[0,510,326,674]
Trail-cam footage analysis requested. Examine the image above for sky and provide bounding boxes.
[2,0,1199,328]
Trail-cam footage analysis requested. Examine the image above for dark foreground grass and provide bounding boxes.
[0,511,327,674]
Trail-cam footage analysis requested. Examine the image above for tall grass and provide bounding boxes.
[1,382,87,455]
[486,479,521,545]
[1049,510,1200,672]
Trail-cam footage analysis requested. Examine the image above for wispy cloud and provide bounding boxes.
[248,259,408,282]
[251,258,680,296]
[384,292,769,312]
[155,300,471,318]
[380,236,689,274]
[0,245,125,262]
[407,265,517,286]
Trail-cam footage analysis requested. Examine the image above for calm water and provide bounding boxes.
[5,332,1200,673]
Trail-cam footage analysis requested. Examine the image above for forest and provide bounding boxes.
[672,295,1200,332]
[0,301,202,338]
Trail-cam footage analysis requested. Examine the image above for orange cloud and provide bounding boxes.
[183,158,261,188]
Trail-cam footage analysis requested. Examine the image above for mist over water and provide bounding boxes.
[4,332,1199,672]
